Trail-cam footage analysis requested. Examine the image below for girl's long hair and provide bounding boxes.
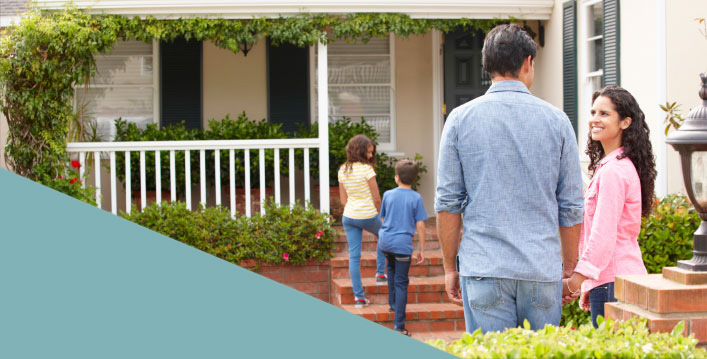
[586,85,656,217]
[343,134,376,173]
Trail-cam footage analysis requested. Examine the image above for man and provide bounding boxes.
[434,24,583,332]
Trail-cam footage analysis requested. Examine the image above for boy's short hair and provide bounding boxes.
[395,160,418,186]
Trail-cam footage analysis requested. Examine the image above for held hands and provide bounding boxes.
[561,278,581,305]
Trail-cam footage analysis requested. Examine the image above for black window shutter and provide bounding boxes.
[603,0,620,86]
[267,39,310,135]
[160,38,203,129]
[563,0,578,136]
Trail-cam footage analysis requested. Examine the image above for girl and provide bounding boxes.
[338,134,385,308]
[563,86,656,327]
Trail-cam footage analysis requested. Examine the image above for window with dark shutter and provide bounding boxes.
[160,38,202,130]
[267,39,310,135]
[602,0,620,86]
[563,1,578,136]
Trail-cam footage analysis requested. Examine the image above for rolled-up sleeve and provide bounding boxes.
[556,117,584,227]
[434,112,467,214]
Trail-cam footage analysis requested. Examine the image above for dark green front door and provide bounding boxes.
[443,29,490,119]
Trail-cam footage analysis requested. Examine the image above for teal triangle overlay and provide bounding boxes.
[0,168,454,358]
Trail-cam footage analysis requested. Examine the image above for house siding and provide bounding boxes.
[202,40,268,127]
[0,0,27,16]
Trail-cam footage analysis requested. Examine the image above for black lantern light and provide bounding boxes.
[666,73,707,271]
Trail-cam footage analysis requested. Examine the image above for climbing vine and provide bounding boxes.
[0,5,505,193]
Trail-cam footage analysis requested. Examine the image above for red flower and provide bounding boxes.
[69,177,78,184]
[71,160,80,169]
[58,175,64,179]
[226,243,232,249]
[283,253,290,262]
[315,230,323,239]
[571,327,576,331]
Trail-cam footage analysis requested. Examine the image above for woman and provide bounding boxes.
[338,134,385,308]
[563,86,656,327]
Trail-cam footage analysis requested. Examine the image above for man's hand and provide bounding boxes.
[445,271,463,306]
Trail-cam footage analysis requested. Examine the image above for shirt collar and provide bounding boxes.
[599,147,625,166]
[486,80,531,95]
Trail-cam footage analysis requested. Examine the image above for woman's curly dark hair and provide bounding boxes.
[342,134,376,173]
[586,85,656,217]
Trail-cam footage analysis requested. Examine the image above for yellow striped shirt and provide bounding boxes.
[338,162,378,219]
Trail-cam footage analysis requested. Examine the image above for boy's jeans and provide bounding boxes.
[460,276,562,333]
[342,215,383,299]
[589,282,616,328]
[382,251,412,331]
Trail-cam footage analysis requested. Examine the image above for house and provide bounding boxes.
[1,0,705,215]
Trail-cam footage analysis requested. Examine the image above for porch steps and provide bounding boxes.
[331,218,466,342]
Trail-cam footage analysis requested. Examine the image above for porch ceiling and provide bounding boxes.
[35,0,555,20]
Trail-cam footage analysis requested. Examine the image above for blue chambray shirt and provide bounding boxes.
[434,81,584,282]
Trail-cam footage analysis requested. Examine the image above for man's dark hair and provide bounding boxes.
[395,159,418,186]
[482,24,537,78]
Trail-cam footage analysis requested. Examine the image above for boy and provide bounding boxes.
[378,160,427,336]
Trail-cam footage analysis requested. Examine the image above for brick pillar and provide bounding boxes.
[605,267,707,347]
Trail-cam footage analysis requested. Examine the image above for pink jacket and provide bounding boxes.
[575,147,647,293]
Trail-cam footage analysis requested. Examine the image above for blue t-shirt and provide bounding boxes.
[379,187,428,255]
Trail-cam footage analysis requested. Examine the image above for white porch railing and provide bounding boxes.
[65,39,331,216]
[66,138,325,217]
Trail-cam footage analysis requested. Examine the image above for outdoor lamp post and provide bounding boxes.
[666,73,707,271]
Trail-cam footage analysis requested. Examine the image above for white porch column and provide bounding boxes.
[655,0,668,198]
[317,38,330,213]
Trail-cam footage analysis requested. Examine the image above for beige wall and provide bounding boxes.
[530,11,563,106]
[394,33,436,215]
[665,0,707,195]
[202,40,268,127]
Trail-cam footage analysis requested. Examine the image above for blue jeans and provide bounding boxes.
[460,276,562,333]
[342,215,383,299]
[589,282,616,328]
[383,251,411,331]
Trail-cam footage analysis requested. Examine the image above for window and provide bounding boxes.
[75,40,158,141]
[584,0,604,94]
[312,35,396,151]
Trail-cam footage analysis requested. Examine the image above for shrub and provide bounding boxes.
[376,153,428,194]
[429,317,707,359]
[561,194,699,326]
[121,200,335,267]
[639,194,698,273]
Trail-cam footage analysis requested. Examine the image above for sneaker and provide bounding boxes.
[388,307,395,312]
[376,274,387,285]
[396,328,410,336]
[354,298,370,309]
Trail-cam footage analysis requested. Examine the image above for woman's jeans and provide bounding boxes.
[342,215,383,299]
[589,282,616,328]
[383,251,412,331]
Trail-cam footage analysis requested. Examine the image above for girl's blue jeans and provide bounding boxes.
[342,215,383,299]
[589,282,616,328]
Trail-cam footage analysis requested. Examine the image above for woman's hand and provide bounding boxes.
[579,291,590,311]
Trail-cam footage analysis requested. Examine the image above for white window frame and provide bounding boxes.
[73,38,161,141]
[578,0,604,161]
[309,33,396,152]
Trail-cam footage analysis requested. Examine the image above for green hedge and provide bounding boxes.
[561,194,699,326]
[121,200,335,267]
[429,317,706,358]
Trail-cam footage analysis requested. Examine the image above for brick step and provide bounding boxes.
[340,303,466,334]
[333,230,441,253]
[331,276,450,305]
[330,252,444,279]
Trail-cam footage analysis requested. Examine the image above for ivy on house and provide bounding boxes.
[0,5,505,197]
